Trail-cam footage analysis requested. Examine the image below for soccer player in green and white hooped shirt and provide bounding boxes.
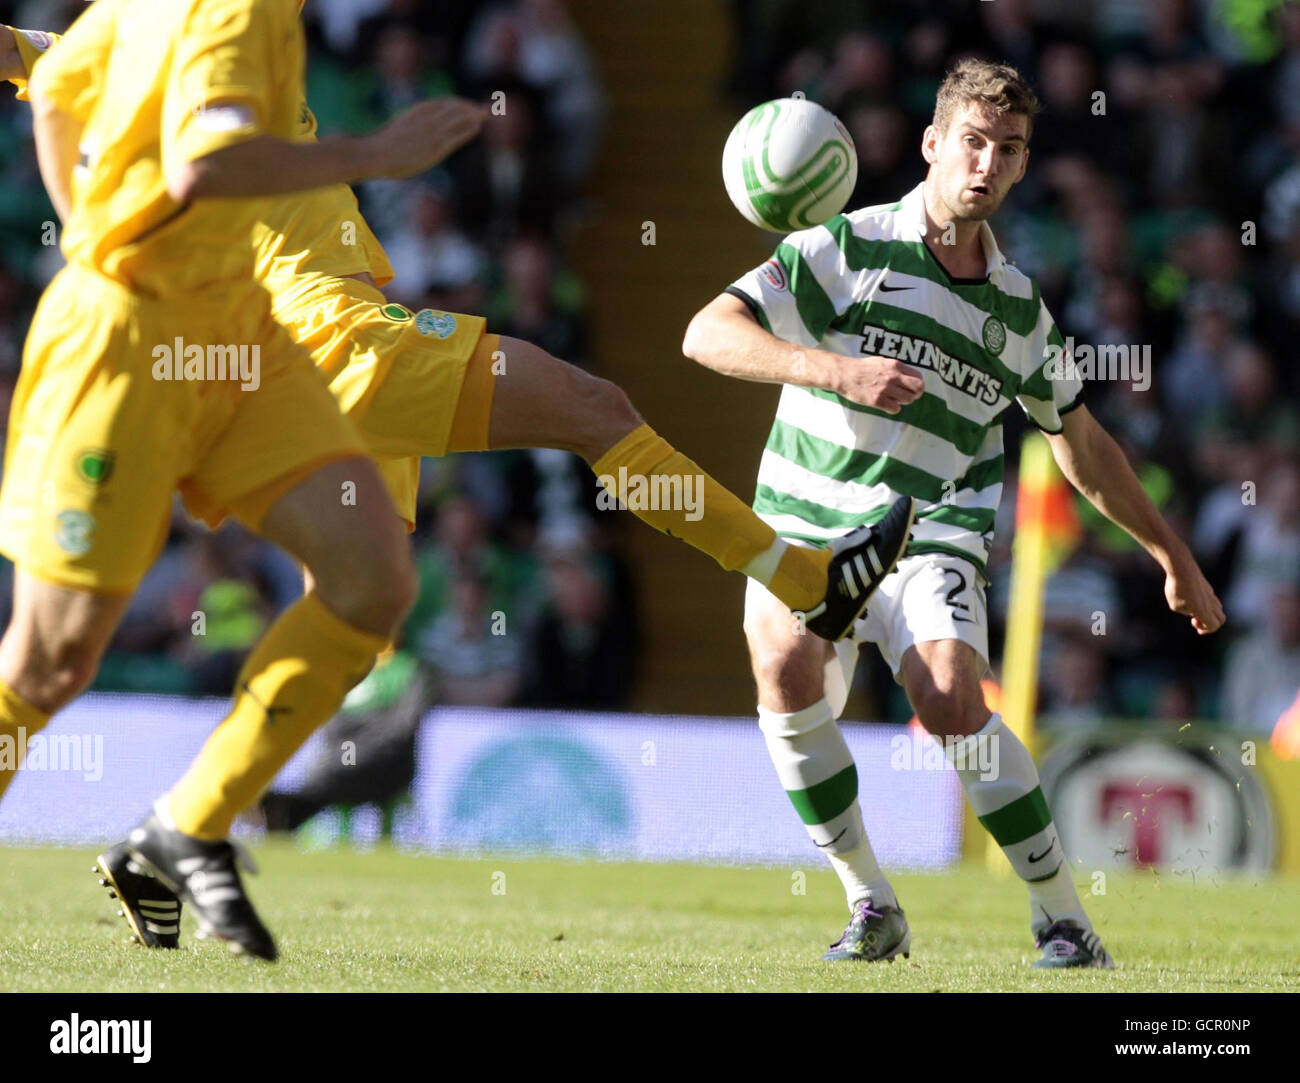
[683,59,1226,967]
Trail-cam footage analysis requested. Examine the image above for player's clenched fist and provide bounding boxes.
[1164,559,1226,635]
[830,355,925,414]
[366,97,488,179]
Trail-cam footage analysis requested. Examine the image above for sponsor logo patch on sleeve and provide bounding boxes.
[18,30,53,52]
[758,258,788,292]
[194,104,257,134]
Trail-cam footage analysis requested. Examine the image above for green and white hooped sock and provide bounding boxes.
[758,699,897,910]
[946,712,1089,934]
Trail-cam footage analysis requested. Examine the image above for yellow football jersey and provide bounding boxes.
[8,9,395,305]
[30,0,305,296]
[252,102,396,309]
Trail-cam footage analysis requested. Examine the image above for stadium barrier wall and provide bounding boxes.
[0,694,964,868]
[4,695,1294,874]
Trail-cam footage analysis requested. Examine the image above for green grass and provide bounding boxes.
[1,842,1297,991]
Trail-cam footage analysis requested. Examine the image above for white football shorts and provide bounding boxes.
[744,550,991,720]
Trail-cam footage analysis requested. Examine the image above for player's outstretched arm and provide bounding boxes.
[682,292,924,414]
[1045,405,1225,635]
[167,97,488,204]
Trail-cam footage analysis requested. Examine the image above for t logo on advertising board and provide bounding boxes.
[1038,730,1276,873]
[1099,782,1196,865]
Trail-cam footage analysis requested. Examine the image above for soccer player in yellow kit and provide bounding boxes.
[0,0,506,961]
[0,9,915,958]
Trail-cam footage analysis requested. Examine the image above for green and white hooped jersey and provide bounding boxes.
[727,183,1084,577]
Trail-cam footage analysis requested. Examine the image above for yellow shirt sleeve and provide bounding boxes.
[164,0,302,170]
[22,0,122,116]
[4,26,59,101]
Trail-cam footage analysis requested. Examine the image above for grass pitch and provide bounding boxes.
[0,841,1296,992]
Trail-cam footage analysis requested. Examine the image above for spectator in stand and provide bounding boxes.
[487,231,588,369]
[1094,365,1186,488]
[1060,203,1135,357]
[304,0,389,58]
[1196,342,1300,488]
[403,493,541,655]
[844,101,919,209]
[347,16,454,130]
[1039,636,1115,732]
[1178,222,1256,331]
[349,17,457,241]
[462,0,604,190]
[1221,582,1300,734]
[379,175,486,311]
[167,530,277,696]
[453,82,560,243]
[1262,212,1300,394]
[816,32,894,113]
[1109,0,1226,207]
[1152,677,1200,723]
[1026,40,1124,191]
[1223,456,1300,631]
[973,0,1042,87]
[1161,296,1237,432]
[417,565,523,707]
[520,521,635,710]
[1269,0,1300,128]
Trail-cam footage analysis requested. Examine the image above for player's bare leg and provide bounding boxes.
[743,582,909,961]
[162,457,414,840]
[481,334,641,462]
[898,639,1112,967]
[743,579,833,713]
[484,335,913,640]
[0,574,131,803]
[259,458,416,636]
[897,639,990,738]
[0,575,188,951]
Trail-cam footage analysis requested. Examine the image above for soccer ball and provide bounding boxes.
[722,97,858,233]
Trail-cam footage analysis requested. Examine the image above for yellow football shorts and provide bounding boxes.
[273,275,498,529]
[0,264,368,594]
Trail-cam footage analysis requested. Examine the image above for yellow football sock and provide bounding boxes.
[592,424,829,611]
[0,677,51,804]
[767,542,831,613]
[166,592,386,839]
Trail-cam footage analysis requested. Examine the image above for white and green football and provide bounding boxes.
[722,97,858,233]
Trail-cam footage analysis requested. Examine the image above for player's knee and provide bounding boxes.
[747,639,824,710]
[318,543,417,636]
[19,640,102,714]
[911,681,986,737]
[360,548,418,628]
